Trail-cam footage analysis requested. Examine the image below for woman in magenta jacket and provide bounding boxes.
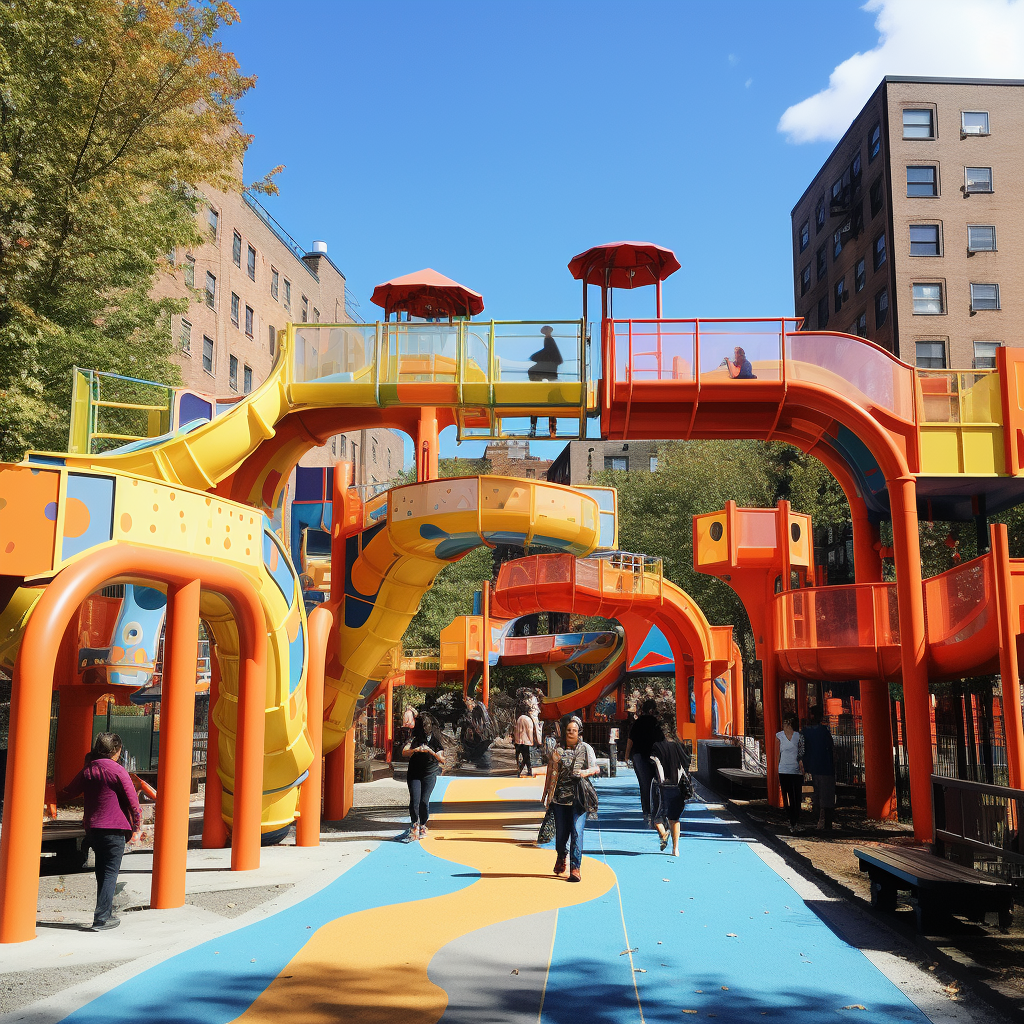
[62,732,141,931]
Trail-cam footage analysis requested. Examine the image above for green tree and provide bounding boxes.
[0,0,272,460]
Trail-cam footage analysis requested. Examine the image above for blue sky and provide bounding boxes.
[228,0,883,464]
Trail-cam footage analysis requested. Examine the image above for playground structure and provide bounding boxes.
[0,240,1023,943]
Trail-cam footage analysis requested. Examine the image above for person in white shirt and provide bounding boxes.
[514,704,538,777]
[775,716,805,834]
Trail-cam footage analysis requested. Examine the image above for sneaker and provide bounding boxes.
[568,868,582,882]
[84,917,120,932]
[419,825,429,837]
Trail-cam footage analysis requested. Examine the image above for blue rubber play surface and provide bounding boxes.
[55,774,929,1024]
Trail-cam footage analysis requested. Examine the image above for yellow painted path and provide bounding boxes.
[231,777,615,1024]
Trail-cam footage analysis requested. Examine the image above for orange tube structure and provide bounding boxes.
[992,523,1024,789]
[202,653,228,849]
[152,580,200,909]
[0,545,267,944]
[296,604,333,846]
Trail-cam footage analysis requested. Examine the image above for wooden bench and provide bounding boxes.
[716,767,768,798]
[41,820,88,872]
[855,843,1014,932]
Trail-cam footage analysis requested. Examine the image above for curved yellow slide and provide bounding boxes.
[322,476,602,751]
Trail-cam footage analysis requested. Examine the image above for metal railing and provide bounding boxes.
[931,774,1024,882]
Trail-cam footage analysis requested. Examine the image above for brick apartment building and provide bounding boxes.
[482,440,553,479]
[152,164,402,484]
[547,440,660,485]
[791,76,1024,370]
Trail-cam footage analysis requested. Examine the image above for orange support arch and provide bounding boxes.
[296,604,333,847]
[202,653,228,849]
[0,545,267,944]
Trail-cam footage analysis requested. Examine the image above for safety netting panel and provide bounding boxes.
[776,585,899,649]
[537,555,573,587]
[611,320,695,383]
[923,559,992,646]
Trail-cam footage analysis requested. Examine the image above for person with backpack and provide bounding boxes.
[540,716,599,882]
[649,718,692,857]
[60,732,141,931]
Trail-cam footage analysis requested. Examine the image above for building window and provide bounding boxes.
[207,207,219,240]
[869,177,884,217]
[605,456,628,471]
[815,196,825,233]
[184,255,195,288]
[798,222,809,253]
[875,289,889,329]
[855,258,866,293]
[202,335,214,374]
[907,165,937,197]
[271,268,279,300]
[232,230,241,267]
[834,277,846,313]
[649,456,658,471]
[967,224,996,252]
[817,295,829,329]
[970,283,1000,311]
[339,435,347,456]
[243,365,252,393]
[912,282,944,315]
[247,244,256,282]
[301,295,309,323]
[205,271,216,309]
[284,279,291,310]
[800,264,810,296]
[372,438,378,463]
[331,438,337,456]
[268,325,276,356]
[833,228,843,260]
[916,340,947,368]
[313,307,320,323]
[179,318,192,355]
[245,304,254,337]
[974,341,1000,369]
[868,122,881,161]
[909,224,940,256]
[873,233,886,271]
[849,312,867,338]
[230,292,239,326]
[851,151,862,185]
[962,110,990,136]
[815,245,827,282]
[903,108,934,139]
[229,355,238,391]
[965,166,993,193]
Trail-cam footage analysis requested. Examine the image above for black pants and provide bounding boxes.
[779,773,804,827]
[408,773,438,827]
[88,828,126,925]
[515,744,534,776]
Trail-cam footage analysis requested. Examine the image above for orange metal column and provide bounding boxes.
[481,581,491,706]
[384,676,395,763]
[323,729,355,820]
[991,524,1024,789]
[152,580,200,909]
[889,476,933,842]
[54,697,96,795]
[297,604,333,846]
[762,656,783,808]
[231,647,266,871]
[851,510,897,820]
[417,407,440,482]
[731,655,745,737]
[694,660,713,741]
[202,651,228,848]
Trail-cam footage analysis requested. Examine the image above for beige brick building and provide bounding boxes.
[153,169,403,482]
[482,440,553,480]
[547,440,660,484]
[791,76,1024,370]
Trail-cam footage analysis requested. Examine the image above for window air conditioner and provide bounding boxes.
[962,124,985,136]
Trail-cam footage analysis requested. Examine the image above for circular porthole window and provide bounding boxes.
[791,522,801,543]
[709,521,723,542]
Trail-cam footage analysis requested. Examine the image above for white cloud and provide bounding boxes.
[745,78,753,89]
[779,0,1024,143]
[728,53,739,66]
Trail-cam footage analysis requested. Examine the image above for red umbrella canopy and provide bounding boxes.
[567,242,681,289]
[370,268,484,319]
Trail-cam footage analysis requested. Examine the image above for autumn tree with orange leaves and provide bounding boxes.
[0,0,277,458]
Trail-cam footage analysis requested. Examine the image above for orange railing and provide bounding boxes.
[773,583,900,652]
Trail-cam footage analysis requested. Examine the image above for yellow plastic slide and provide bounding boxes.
[321,476,602,751]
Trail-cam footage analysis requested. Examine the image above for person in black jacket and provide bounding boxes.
[650,719,691,857]
[802,705,836,832]
[528,326,563,438]
[624,699,664,827]
[402,713,445,840]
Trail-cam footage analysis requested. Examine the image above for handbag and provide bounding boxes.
[570,746,600,817]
